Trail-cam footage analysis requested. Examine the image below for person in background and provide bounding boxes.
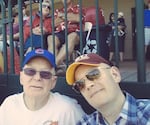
[108,12,126,62]
[22,2,29,23]
[0,48,85,125]
[23,0,52,54]
[144,0,150,54]
[66,53,150,125]
[117,12,126,61]
[0,10,19,51]
[47,0,85,67]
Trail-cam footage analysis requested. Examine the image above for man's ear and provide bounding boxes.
[110,66,121,83]
[50,76,57,89]
[19,71,23,86]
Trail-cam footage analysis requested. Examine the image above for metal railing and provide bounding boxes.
[0,0,148,83]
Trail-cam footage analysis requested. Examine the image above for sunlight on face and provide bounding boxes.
[20,57,56,98]
[75,64,121,109]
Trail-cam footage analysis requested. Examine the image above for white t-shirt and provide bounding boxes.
[0,92,85,125]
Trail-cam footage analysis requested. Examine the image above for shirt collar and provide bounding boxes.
[96,92,138,124]
[118,92,138,123]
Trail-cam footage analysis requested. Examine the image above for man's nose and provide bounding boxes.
[33,72,41,80]
[85,81,95,91]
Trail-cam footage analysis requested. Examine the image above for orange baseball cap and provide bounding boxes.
[66,53,112,85]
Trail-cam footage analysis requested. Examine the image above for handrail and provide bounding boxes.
[0,0,149,83]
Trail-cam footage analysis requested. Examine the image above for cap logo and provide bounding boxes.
[75,54,89,62]
[35,49,44,54]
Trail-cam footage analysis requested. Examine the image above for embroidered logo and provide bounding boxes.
[75,54,89,62]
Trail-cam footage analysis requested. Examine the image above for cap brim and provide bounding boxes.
[23,53,56,68]
[66,62,100,85]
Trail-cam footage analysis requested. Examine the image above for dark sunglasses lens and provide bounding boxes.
[86,69,100,81]
[47,6,50,9]
[42,5,50,9]
[24,68,36,76]
[73,79,85,93]
[40,71,52,79]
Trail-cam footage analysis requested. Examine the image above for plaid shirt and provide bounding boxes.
[77,92,150,125]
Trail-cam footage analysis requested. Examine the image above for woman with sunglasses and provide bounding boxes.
[66,53,150,125]
[23,0,52,55]
[0,49,85,125]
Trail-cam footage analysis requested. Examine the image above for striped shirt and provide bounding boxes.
[77,92,150,125]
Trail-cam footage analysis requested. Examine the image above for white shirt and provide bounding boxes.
[0,92,85,125]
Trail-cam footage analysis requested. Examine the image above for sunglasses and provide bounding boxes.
[72,67,110,93]
[42,4,51,9]
[23,68,52,79]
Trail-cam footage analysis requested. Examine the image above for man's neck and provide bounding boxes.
[99,92,125,124]
[23,93,50,111]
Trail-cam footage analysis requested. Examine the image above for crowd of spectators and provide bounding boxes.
[22,0,108,72]
[0,0,127,74]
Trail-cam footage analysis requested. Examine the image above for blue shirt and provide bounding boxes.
[144,9,150,27]
[76,92,150,125]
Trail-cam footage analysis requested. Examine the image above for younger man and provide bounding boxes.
[66,53,150,124]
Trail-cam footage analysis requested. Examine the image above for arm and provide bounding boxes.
[13,32,19,40]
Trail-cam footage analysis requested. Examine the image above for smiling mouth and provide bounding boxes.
[90,89,102,98]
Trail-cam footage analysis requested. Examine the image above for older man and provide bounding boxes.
[0,49,85,125]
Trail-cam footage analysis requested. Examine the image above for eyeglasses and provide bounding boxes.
[23,68,53,79]
[42,4,51,9]
[72,67,110,93]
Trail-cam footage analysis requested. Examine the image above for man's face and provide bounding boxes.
[20,57,56,99]
[42,3,50,16]
[74,64,121,109]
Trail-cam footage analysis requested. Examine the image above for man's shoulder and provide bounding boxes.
[51,92,79,105]
[0,93,23,107]
[135,99,150,124]
[136,99,150,113]
[126,93,150,123]
[50,92,84,113]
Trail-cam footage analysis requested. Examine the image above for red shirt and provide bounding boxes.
[24,12,52,42]
[84,6,105,26]
[55,3,85,33]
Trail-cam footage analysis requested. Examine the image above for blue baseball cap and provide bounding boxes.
[23,49,56,68]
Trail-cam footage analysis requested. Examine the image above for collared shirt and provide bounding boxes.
[77,92,150,125]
